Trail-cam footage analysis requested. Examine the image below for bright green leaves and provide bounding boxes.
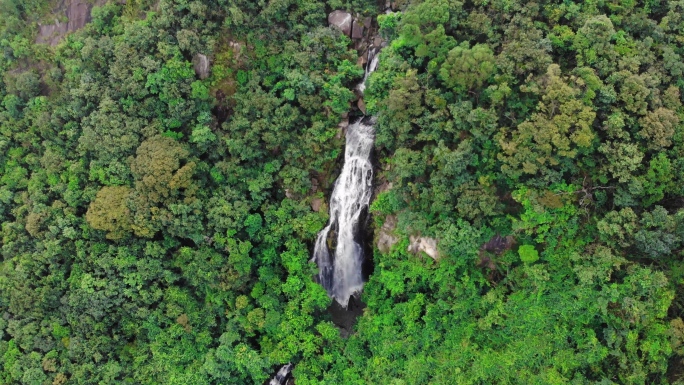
[390,0,457,69]
[189,124,216,147]
[0,339,21,383]
[518,244,539,263]
[593,267,674,382]
[145,56,195,97]
[378,11,400,40]
[283,88,295,101]
[243,214,263,239]
[236,69,249,85]
[190,80,210,100]
[322,59,363,115]
[640,153,675,206]
[402,0,450,26]
[370,190,404,216]
[414,24,455,64]
[511,185,580,248]
[548,25,576,50]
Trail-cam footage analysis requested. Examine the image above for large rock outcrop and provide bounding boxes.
[328,11,371,41]
[328,11,353,36]
[376,215,399,253]
[408,236,439,260]
[351,19,364,39]
[36,0,108,46]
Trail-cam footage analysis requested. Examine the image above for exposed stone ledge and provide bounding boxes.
[408,236,439,260]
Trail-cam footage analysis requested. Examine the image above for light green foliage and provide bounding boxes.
[638,107,679,150]
[598,141,643,183]
[511,185,579,247]
[618,72,650,115]
[439,42,496,91]
[518,244,539,263]
[498,64,596,183]
[85,185,132,239]
[574,15,616,69]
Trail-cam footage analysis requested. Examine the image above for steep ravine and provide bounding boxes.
[268,9,386,385]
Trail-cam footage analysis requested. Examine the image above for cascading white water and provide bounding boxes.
[312,47,381,308]
[269,363,293,385]
[356,48,380,94]
[312,120,374,307]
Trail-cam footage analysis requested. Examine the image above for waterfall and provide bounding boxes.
[268,363,293,385]
[356,47,380,94]
[312,47,381,308]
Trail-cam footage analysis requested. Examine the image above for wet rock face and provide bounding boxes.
[376,215,399,253]
[66,0,92,31]
[357,98,366,115]
[482,234,515,255]
[192,54,210,79]
[328,10,353,36]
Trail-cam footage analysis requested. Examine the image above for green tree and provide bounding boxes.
[498,64,595,182]
[85,186,133,239]
[518,244,539,263]
[439,42,496,91]
[638,107,679,150]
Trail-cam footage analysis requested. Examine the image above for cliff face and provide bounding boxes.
[36,0,108,46]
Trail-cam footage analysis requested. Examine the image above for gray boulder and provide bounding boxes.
[311,197,324,212]
[351,20,364,39]
[408,236,439,260]
[328,10,353,36]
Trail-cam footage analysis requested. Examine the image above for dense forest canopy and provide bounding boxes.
[2,0,684,384]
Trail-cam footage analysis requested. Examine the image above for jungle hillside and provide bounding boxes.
[3,0,684,384]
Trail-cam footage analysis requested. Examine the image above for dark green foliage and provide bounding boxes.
[2,0,684,384]
[354,0,684,383]
[0,0,359,383]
